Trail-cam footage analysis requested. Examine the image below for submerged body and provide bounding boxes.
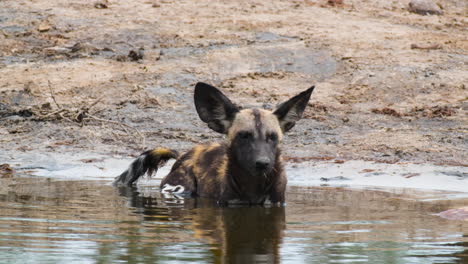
[160,142,286,205]
[114,82,315,205]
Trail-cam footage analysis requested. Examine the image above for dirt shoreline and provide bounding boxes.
[1,0,467,168]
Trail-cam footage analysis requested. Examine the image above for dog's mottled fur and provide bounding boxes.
[114,82,315,205]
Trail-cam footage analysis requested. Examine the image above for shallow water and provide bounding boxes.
[0,177,467,264]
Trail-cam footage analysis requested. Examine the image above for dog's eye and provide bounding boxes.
[266,132,278,142]
[238,131,253,140]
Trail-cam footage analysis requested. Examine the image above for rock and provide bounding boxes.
[327,0,343,6]
[128,48,144,61]
[0,164,14,178]
[70,42,99,54]
[43,43,101,57]
[43,46,72,56]
[41,102,52,110]
[17,109,33,117]
[115,54,128,62]
[94,2,108,9]
[4,115,25,122]
[438,207,468,221]
[410,43,442,50]
[408,0,443,15]
[37,22,51,32]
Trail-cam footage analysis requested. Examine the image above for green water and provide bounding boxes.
[0,177,466,263]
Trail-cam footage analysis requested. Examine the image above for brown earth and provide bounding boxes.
[0,0,467,166]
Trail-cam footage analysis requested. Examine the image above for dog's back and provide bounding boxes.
[160,143,228,198]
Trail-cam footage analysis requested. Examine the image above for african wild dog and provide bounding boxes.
[114,82,315,205]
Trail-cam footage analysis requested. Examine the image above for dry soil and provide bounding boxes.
[0,0,467,167]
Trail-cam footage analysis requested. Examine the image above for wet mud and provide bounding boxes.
[0,0,466,167]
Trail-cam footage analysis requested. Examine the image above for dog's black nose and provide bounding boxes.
[255,159,270,170]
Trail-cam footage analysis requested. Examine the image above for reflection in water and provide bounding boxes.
[0,177,467,264]
[117,185,285,264]
[191,206,284,264]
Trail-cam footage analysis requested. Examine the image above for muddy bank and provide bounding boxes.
[0,0,467,166]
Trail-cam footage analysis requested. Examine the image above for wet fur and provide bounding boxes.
[157,142,286,205]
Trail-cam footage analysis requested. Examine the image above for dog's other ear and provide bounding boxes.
[273,86,315,133]
[194,82,240,134]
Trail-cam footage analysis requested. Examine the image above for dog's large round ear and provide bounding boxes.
[194,82,240,134]
[273,86,315,133]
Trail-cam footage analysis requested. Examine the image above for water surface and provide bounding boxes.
[0,177,467,264]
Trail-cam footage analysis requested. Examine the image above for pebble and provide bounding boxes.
[5,115,26,122]
[408,0,443,15]
[128,48,144,61]
[327,0,343,6]
[43,46,72,56]
[37,22,51,32]
[438,207,468,221]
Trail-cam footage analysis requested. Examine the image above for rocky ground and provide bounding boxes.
[0,0,466,169]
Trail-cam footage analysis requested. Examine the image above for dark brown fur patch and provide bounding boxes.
[252,108,264,139]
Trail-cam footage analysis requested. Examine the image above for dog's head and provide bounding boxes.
[194,82,314,176]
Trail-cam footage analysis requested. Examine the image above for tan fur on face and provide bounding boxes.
[227,109,284,141]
